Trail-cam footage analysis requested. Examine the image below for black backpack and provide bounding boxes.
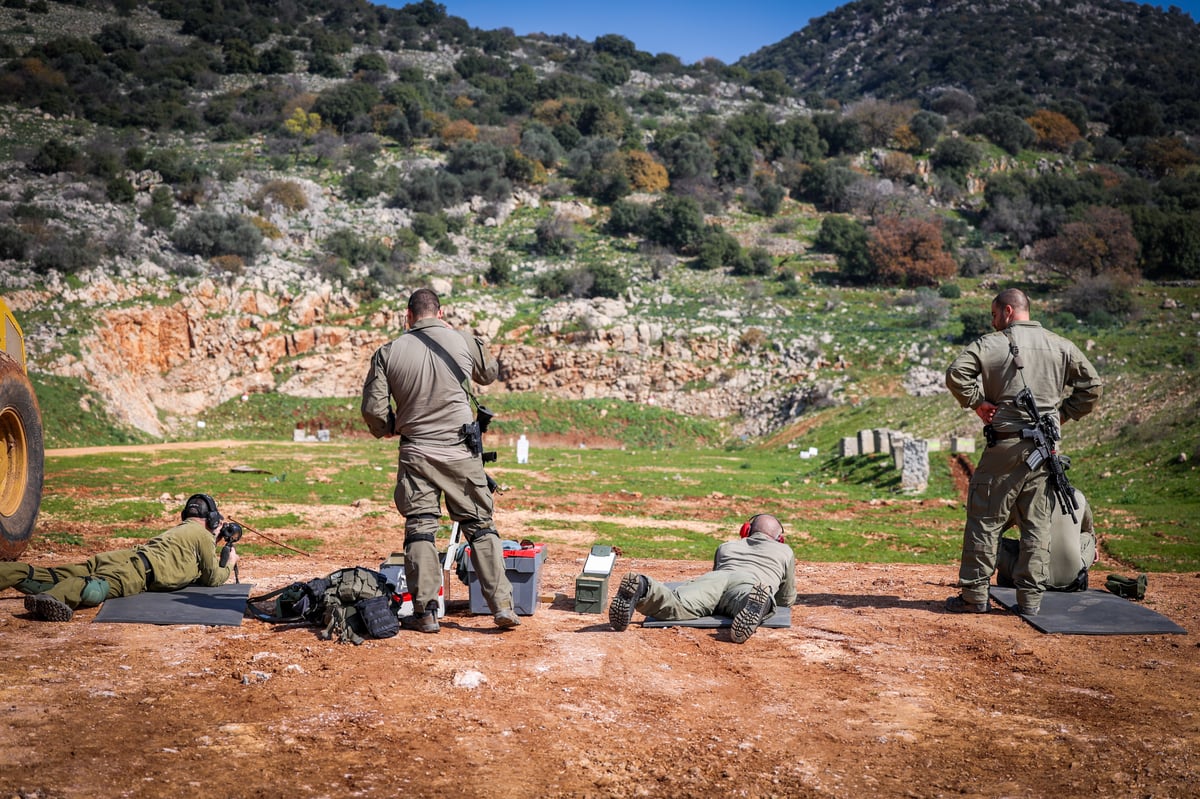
[246,567,400,645]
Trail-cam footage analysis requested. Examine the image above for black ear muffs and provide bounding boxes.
[183,493,223,530]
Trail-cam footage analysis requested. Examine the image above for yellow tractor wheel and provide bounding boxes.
[0,352,43,560]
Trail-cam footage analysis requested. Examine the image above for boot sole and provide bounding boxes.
[25,593,74,622]
[731,585,771,643]
[608,573,641,631]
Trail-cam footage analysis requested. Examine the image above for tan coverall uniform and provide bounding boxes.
[361,317,515,615]
[998,489,1095,591]
[946,320,1101,612]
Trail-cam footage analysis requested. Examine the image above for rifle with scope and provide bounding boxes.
[216,521,243,582]
[1015,387,1079,524]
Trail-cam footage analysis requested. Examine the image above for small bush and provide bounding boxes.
[534,215,579,256]
[105,176,135,204]
[959,309,993,342]
[695,225,742,270]
[256,179,308,212]
[959,248,996,277]
[324,228,388,266]
[0,224,31,260]
[738,328,768,352]
[485,252,514,285]
[732,247,774,278]
[210,254,245,274]
[33,232,100,275]
[140,186,176,230]
[534,263,626,300]
[29,140,84,175]
[911,287,951,329]
[172,212,263,263]
[1061,274,1135,324]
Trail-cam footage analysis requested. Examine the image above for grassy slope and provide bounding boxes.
[34,357,1199,573]
[27,250,1200,573]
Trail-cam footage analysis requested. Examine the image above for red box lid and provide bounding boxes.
[463,542,543,558]
[503,543,544,558]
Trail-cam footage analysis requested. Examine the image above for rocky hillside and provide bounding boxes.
[1,1,1196,448]
[743,0,1200,136]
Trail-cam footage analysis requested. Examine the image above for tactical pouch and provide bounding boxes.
[1105,573,1147,600]
[357,595,399,639]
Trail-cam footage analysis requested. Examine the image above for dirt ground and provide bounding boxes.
[2,492,1198,799]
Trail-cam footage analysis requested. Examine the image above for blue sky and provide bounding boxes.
[384,1,1200,65]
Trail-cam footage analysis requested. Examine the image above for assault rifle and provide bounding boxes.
[1015,387,1079,524]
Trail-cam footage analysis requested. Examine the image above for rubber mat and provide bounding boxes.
[989,586,1185,635]
[93,583,254,627]
[641,603,793,628]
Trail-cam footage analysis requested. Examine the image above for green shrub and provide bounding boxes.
[0,224,31,260]
[33,232,100,275]
[172,212,263,263]
[534,215,579,256]
[140,186,176,230]
[695,225,742,270]
[959,309,993,342]
[486,252,514,285]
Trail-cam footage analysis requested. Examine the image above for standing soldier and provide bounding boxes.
[944,289,1102,616]
[361,288,519,632]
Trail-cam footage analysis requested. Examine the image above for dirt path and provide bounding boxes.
[2,499,1198,798]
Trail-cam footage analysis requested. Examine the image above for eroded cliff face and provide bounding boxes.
[15,277,839,439]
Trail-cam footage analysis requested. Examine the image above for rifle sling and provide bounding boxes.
[408,327,475,407]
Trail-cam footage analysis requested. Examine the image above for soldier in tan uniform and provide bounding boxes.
[998,488,1095,592]
[361,288,519,632]
[608,514,796,643]
[0,494,237,622]
[945,289,1102,616]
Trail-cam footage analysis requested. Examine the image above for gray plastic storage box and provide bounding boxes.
[464,543,547,615]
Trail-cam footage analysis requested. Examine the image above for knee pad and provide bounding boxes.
[79,578,110,607]
[15,577,55,595]
[464,527,499,544]
[404,532,437,547]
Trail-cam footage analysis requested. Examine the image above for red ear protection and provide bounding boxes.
[741,514,785,543]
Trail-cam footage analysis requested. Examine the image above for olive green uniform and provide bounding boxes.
[946,320,1101,612]
[998,489,1095,591]
[361,317,514,615]
[0,518,231,609]
[636,532,796,620]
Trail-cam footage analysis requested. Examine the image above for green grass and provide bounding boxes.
[34,430,1187,572]
[33,374,152,448]
[33,377,1198,573]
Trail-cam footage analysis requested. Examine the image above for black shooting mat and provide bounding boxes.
[641,602,793,628]
[989,586,1186,635]
[92,583,254,627]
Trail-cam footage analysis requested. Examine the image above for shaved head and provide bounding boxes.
[748,514,784,540]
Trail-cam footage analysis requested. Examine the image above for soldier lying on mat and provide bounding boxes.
[608,513,796,643]
[0,494,238,622]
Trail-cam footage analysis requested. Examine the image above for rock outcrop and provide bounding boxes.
[12,275,842,439]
